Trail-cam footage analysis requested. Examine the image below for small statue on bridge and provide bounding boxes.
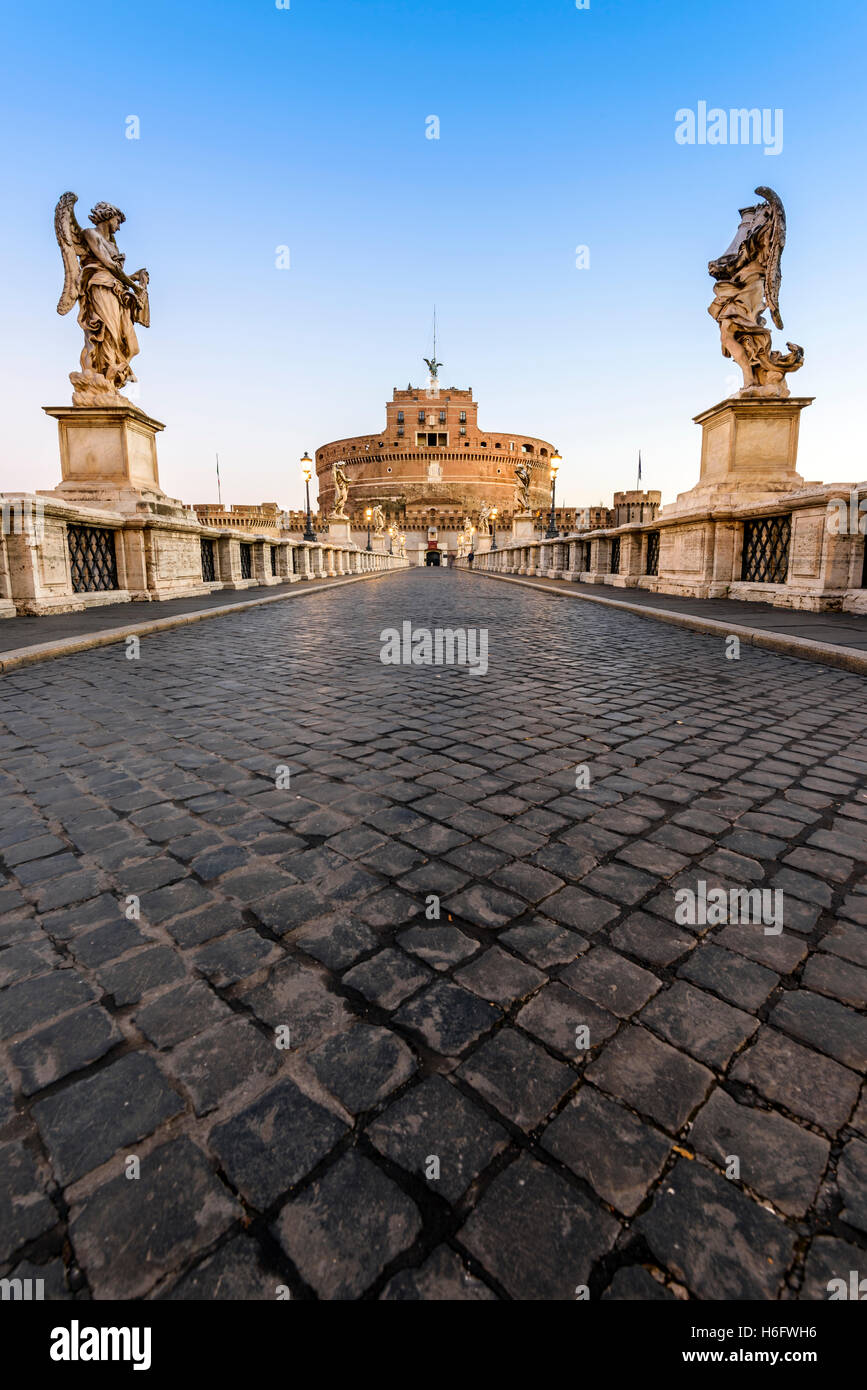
[372,504,386,534]
[477,503,491,536]
[54,192,151,407]
[331,460,350,517]
[513,460,532,512]
[707,186,804,398]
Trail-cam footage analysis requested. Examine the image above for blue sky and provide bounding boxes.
[2,0,864,511]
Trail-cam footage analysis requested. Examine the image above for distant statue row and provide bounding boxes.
[53,186,804,414]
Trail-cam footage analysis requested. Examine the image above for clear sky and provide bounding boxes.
[2,0,864,512]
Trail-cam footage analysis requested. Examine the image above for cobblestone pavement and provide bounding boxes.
[0,569,865,1301]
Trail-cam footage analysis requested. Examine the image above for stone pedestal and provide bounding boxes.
[668,396,815,514]
[512,513,535,541]
[476,534,492,555]
[42,403,190,518]
[327,516,352,543]
[372,535,388,554]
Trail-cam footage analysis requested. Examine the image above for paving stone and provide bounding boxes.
[397,923,478,971]
[70,919,149,967]
[500,917,588,968]
[769,990,867,1071]
[163,901,248,948]
[291,910,379,969]
[97,945,187,1004]
[714,923,807,975]
[0,969,98,1041]
[367,1075,508,1200]
[517,981,618,1059]
[729,1029,860,1134]
[799,1235,867,1300]
[4,1256,72,1300]
[640,979,758,1069]
[134,979,232,1048]
[689,1088,829,1217]
[209,1077,347,1209]
[459,1154,620,1300]
[165,1017,279,1116]
[380,1244,497,1300]
[543,1085,671,1216]
[10,1005,122,1095]
[273,1150,421,1299]
[139,879,215,924]
[343,948,432,1009]
[608,910,694,967]
[822,921,867,968]
[677,943,778,1011]
[33,1053,185,1184]
[541,886,620,933]
[238,959,352,1049]
[804,953,867,1010]
[0,1140,57,1261]
[490,861,564,903]
[192,929,277,988]
[160,1233,283,1300]
[455,945,546,1006]
[355,888,420,928]
[443,883,526,930]
[251,884,328,934]
[445,841,509,876]
[457,1028,573,1129]
[586,1024,714,1132]
[837,1137,867,1236]
[308,1024,416,1112]
[559,946,661,1018]
[393,979,501,1054]
[188,844,250,880]
[636,1157,796,1299]
[69,1137,239,1298]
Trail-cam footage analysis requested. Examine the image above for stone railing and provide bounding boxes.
[0,493,408,618]
[458,483,867,615]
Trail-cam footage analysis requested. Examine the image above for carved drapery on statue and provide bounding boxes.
[477,503,491,536]
[513,460,532,511]
[708,186,803,399]
[55,192,150,407]
[372,504,385,534]
[331,460,350,518]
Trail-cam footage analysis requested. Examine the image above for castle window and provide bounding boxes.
[397,410,404,422]
[387,466,393,473]
[397,427,404,437]
[439,411,446,423]
[494,442,501,448]
[522,444,532,453]
[540,448,548,456]
[459,411,466,423]
[480,441,487,448]
[418,411,425,423]
[459,426,466,436]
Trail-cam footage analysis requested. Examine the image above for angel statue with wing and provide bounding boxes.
[54,192,151,406]
[477,502,491,536]
[372,504,386,534]
[331,460,350,518]
[513,460,532,512]
[707,187,803,398]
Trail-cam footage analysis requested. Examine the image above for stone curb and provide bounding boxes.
[0,569,400,675]
[462,569,867,675]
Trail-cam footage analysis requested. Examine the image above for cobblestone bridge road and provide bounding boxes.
[1,569,865,1300]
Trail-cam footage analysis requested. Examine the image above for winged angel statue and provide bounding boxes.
[707,186,803,398]
[55,192,150,406]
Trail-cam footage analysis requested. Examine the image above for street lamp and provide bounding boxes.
[365,507,373,551]
[388,525,395,555]
[301,452,315,541]
[491,507,498,551]
[545,451,561,539]
[399,533,406,558]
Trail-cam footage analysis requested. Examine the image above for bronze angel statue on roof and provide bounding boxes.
[707,187,803,398]
[54,192,150,406]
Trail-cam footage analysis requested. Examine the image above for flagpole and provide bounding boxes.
[637,450,642,490]
[216,453,222,506]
